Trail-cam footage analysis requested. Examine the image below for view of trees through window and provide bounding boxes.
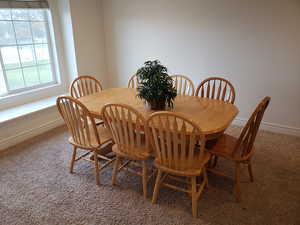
[0,8,55,96]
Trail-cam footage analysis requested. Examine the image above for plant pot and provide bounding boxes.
[148,101,166,110]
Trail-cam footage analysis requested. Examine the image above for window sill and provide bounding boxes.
[0,94,67,124]
[0,83,67,111]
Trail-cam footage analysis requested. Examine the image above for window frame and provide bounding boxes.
[0,5,67,111]
[0,9,58,96]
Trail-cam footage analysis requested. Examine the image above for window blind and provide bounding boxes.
[0,0,49,9]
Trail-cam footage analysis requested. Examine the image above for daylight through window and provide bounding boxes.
[0,8,57,96]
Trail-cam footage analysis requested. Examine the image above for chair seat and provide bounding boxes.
[112,143,150,160]
[68,126,112,149]
[154,151,211,176]
[208,134,237,160]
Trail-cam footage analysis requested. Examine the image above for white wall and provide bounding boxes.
[0,107,62,150]
[69,0,108,87]
[56,0,78,84]
[102,0,300,134]
[55,0,107,86]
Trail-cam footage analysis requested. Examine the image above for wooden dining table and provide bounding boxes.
[79,88,239,139]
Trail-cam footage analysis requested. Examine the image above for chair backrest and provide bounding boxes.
[101,103,147,156]
[127,74,140,88]
[146,112,206,171]
[56,96,101,148]
[170,74,195,96]
[233,97,271,159]
[70,75,102,99]
[195,77,235,103]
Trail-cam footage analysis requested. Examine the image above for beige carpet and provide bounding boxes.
[0,125,299,225]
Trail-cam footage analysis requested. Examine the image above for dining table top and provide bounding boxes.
[79,88,239,136]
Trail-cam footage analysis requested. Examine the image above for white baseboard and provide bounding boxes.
[0,116,298,152]
[0,118,64,151]
[233,117,300,137]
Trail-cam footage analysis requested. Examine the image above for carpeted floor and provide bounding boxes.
[0,125,299,225]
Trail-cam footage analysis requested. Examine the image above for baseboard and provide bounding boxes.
[233,117,300,137]
[0,118,64,151]
[0,116,298,151]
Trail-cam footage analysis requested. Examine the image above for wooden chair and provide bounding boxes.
[56,96,115,185]
[170,74,195,96]
[127,74,140,88]
[70,75,104,125]
[101,103,151,198]
[70,75,103,99]
[195,77,236,104]
[207,97,271,202]
[146,112,211,217]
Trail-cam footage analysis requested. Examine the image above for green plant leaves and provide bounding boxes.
[136,60,177,108]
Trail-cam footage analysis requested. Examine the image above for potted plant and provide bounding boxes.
[136,60,177,110]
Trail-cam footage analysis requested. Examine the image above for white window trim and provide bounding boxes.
[0,2,69,111]
[0,11,59,95]
[0,10,58,95]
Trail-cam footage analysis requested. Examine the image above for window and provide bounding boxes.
[0,8,59,96]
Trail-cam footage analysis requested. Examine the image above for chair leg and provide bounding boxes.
[191,176,198,217]
[207,158,212,168]
[142,161,148,198]
[187,177,192,196]
[235,162,241,202]
[94,151,100,185]
[70,146,77,173]
[203,167,209,189]
[112,156,120,185]
[212,156,218,168]
[247,160,254,182]
[152,169,162,204]
[119,158,123,169]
